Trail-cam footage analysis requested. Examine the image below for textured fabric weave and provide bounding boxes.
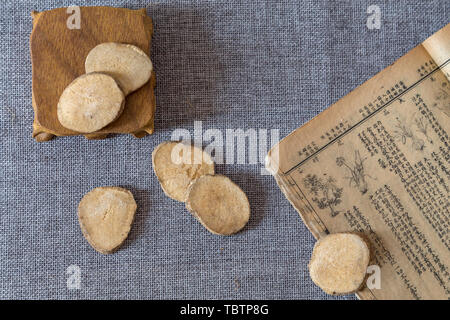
[0,0,448,299]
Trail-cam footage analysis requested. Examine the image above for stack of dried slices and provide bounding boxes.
[57,43,153,133]
[152,141,251,236]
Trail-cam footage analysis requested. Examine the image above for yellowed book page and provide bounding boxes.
[266,23,450,300]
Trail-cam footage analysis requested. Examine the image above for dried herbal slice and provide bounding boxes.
[78,187,137,254]
[57,72,125,133]
[186,175,250,235]
[152,141,215,202]
[85,42,153,95]
[308,233,370,295]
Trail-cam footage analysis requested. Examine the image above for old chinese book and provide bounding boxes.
[266,24,450,300]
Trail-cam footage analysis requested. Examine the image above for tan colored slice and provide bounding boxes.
[152,141,215,202]
[85,42,153,95]
[308,233,370,295]
[57,72,125,133]
[186,175,250,235]
[78,187,137,254]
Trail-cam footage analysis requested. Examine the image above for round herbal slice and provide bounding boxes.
[78,186,137,254]
[85,42,153,95]
[57,72,125,133]
[152,141,215,202]
[308,233,371,295]
[186,174,250,235]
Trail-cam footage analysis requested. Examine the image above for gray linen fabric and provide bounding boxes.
[0,0,448,299]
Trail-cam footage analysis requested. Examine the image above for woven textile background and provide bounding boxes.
[0,0,448,300]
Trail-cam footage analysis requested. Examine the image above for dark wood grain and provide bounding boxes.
[30,6,156,141]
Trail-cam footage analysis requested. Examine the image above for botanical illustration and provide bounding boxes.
[433,81,450,117]
[336,150,374,195]
[414,116,433,145]
[393,117,425,151]
[303,174,343,217]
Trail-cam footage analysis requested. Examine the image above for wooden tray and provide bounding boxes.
[30,6,156,141]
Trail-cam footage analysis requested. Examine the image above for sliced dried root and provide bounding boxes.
[78,186,137,254]
[186,174,250,235]
[152,141,214,202]
[85,42,153,95]
[57,72,125,133]
[308,233,370,295]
